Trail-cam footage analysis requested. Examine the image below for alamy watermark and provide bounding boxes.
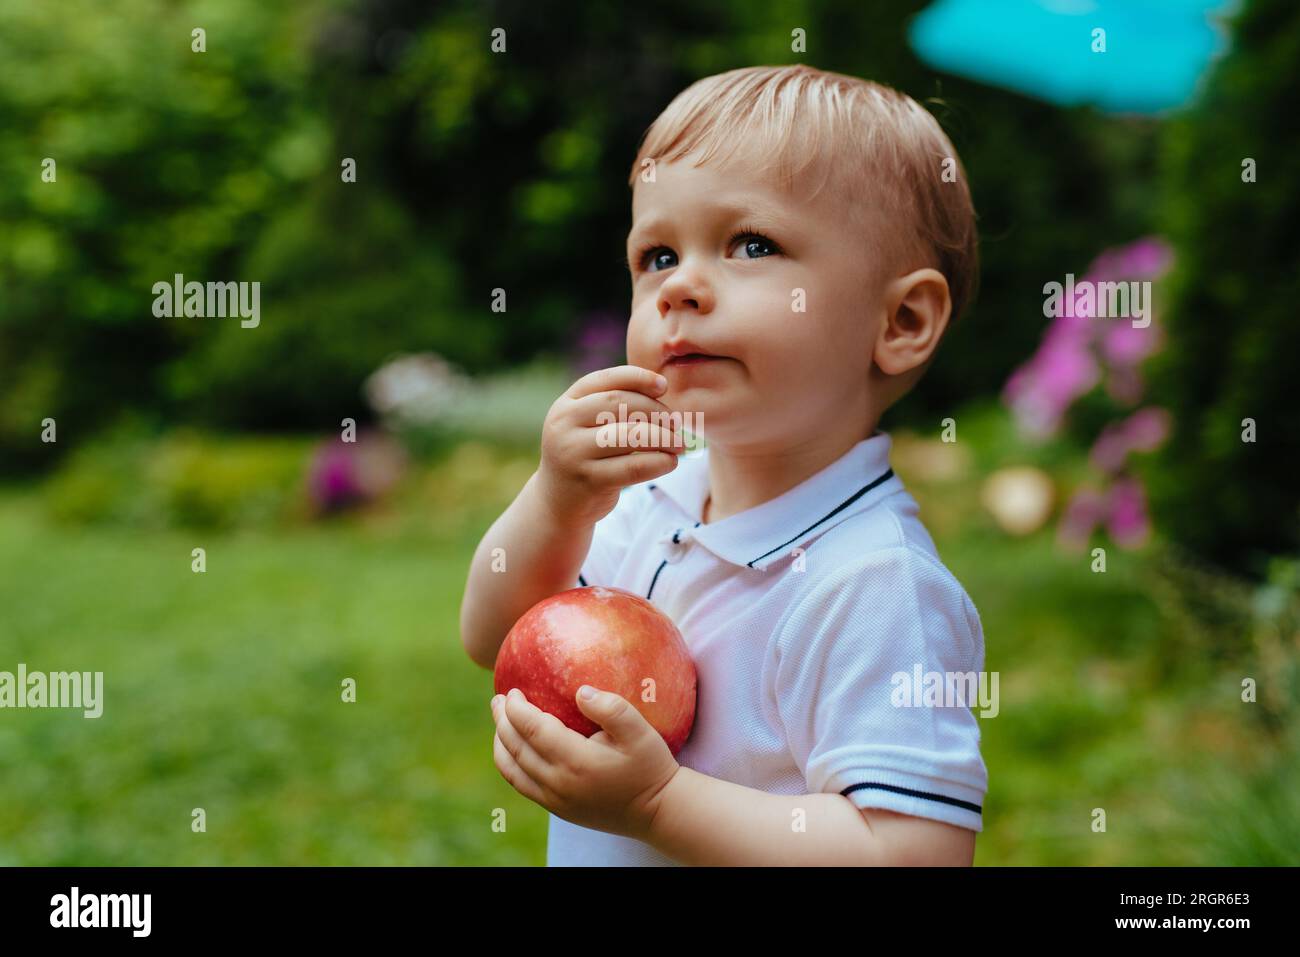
[1043,274,1151,328]
[0,664,103,718]
[152,273,260,328]
[595,404,703,450]
[891,665,999,718]
[50,887,150,937]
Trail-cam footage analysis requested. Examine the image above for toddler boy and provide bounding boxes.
[461,64,986,866]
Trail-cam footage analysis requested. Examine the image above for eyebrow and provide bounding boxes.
[625,199,790,254]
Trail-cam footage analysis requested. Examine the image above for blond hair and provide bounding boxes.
[627,64,979,326]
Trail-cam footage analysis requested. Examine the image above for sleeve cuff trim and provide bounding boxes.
[840,780,982,814]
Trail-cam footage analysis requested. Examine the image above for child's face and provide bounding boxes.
[625,154,884,447]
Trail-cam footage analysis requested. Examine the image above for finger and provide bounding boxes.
[565,388,689,457]
[583,449,682,486]
[585,418,690,459]
[493,729,554,806]
[503,689,589,763]
[495,704,563,786]
[567,365,667,401]
[569,388,680,427]
[573,686,650,746]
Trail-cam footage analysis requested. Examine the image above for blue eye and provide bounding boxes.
[732,229,780,259]
[637,246,677,272]
[632,225,782,274]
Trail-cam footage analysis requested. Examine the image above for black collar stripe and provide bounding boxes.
[841,781,982,814]
[747,468,895,568]
[646,559,669,601]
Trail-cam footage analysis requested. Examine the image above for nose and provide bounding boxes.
[657,262,714,318]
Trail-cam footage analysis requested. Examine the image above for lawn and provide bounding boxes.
[0,477,543,865]
[1,434,1293,865]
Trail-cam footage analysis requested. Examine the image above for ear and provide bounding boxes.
[873,268,952,376]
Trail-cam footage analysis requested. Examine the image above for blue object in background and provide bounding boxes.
[909,0,1236,114]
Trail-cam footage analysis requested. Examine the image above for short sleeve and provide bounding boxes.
[575,483,649,588]
[770,546,988,831]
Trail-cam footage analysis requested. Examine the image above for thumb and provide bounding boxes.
[574,686,645,742]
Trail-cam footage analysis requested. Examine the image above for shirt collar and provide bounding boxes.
[645,433,901,571]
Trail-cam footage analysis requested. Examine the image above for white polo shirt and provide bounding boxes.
[547,432,988,866]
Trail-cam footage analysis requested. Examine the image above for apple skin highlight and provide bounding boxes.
[493,586,697,755]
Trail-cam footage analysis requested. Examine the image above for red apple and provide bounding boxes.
[494,586,697,754]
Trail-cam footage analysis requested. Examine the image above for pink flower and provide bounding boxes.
[1122,407,1172,452]
[1086,237,1174,283]
[1056,476,1155,552]
[1089,407,1171,472]
[1003,318,1100,437]
[1003,237,1175,552]
[1101,319,1160,367]
[1100,315,1163,402]
[309,442,364,511]
[1057,487,1108,551]
[1003,236,1174,441]
[307,431,406,514]
[1107,477,1151,548]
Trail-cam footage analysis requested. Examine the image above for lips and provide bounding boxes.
[662,341,727,368]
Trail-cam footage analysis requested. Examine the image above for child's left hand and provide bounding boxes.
[490,686,681,841]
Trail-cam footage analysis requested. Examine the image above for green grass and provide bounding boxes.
[942,526,1297,866]
[1,428,1294,865]
[0,487,546,865]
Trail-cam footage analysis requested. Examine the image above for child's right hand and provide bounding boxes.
[536,364,689,527]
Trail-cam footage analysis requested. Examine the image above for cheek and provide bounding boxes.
[749,308,830,366]
[752,312,855,391]
[625,314,657,368]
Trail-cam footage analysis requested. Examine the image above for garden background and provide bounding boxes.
[1,0,1297,865]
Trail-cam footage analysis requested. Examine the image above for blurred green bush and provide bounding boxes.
[2,0,1160,471]
[366,353,573,455]
[0,0,323,468]
[43,429,314,530]
[0,0,482,469]
[5,0,1294,578]
[1148,0,1300,577]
